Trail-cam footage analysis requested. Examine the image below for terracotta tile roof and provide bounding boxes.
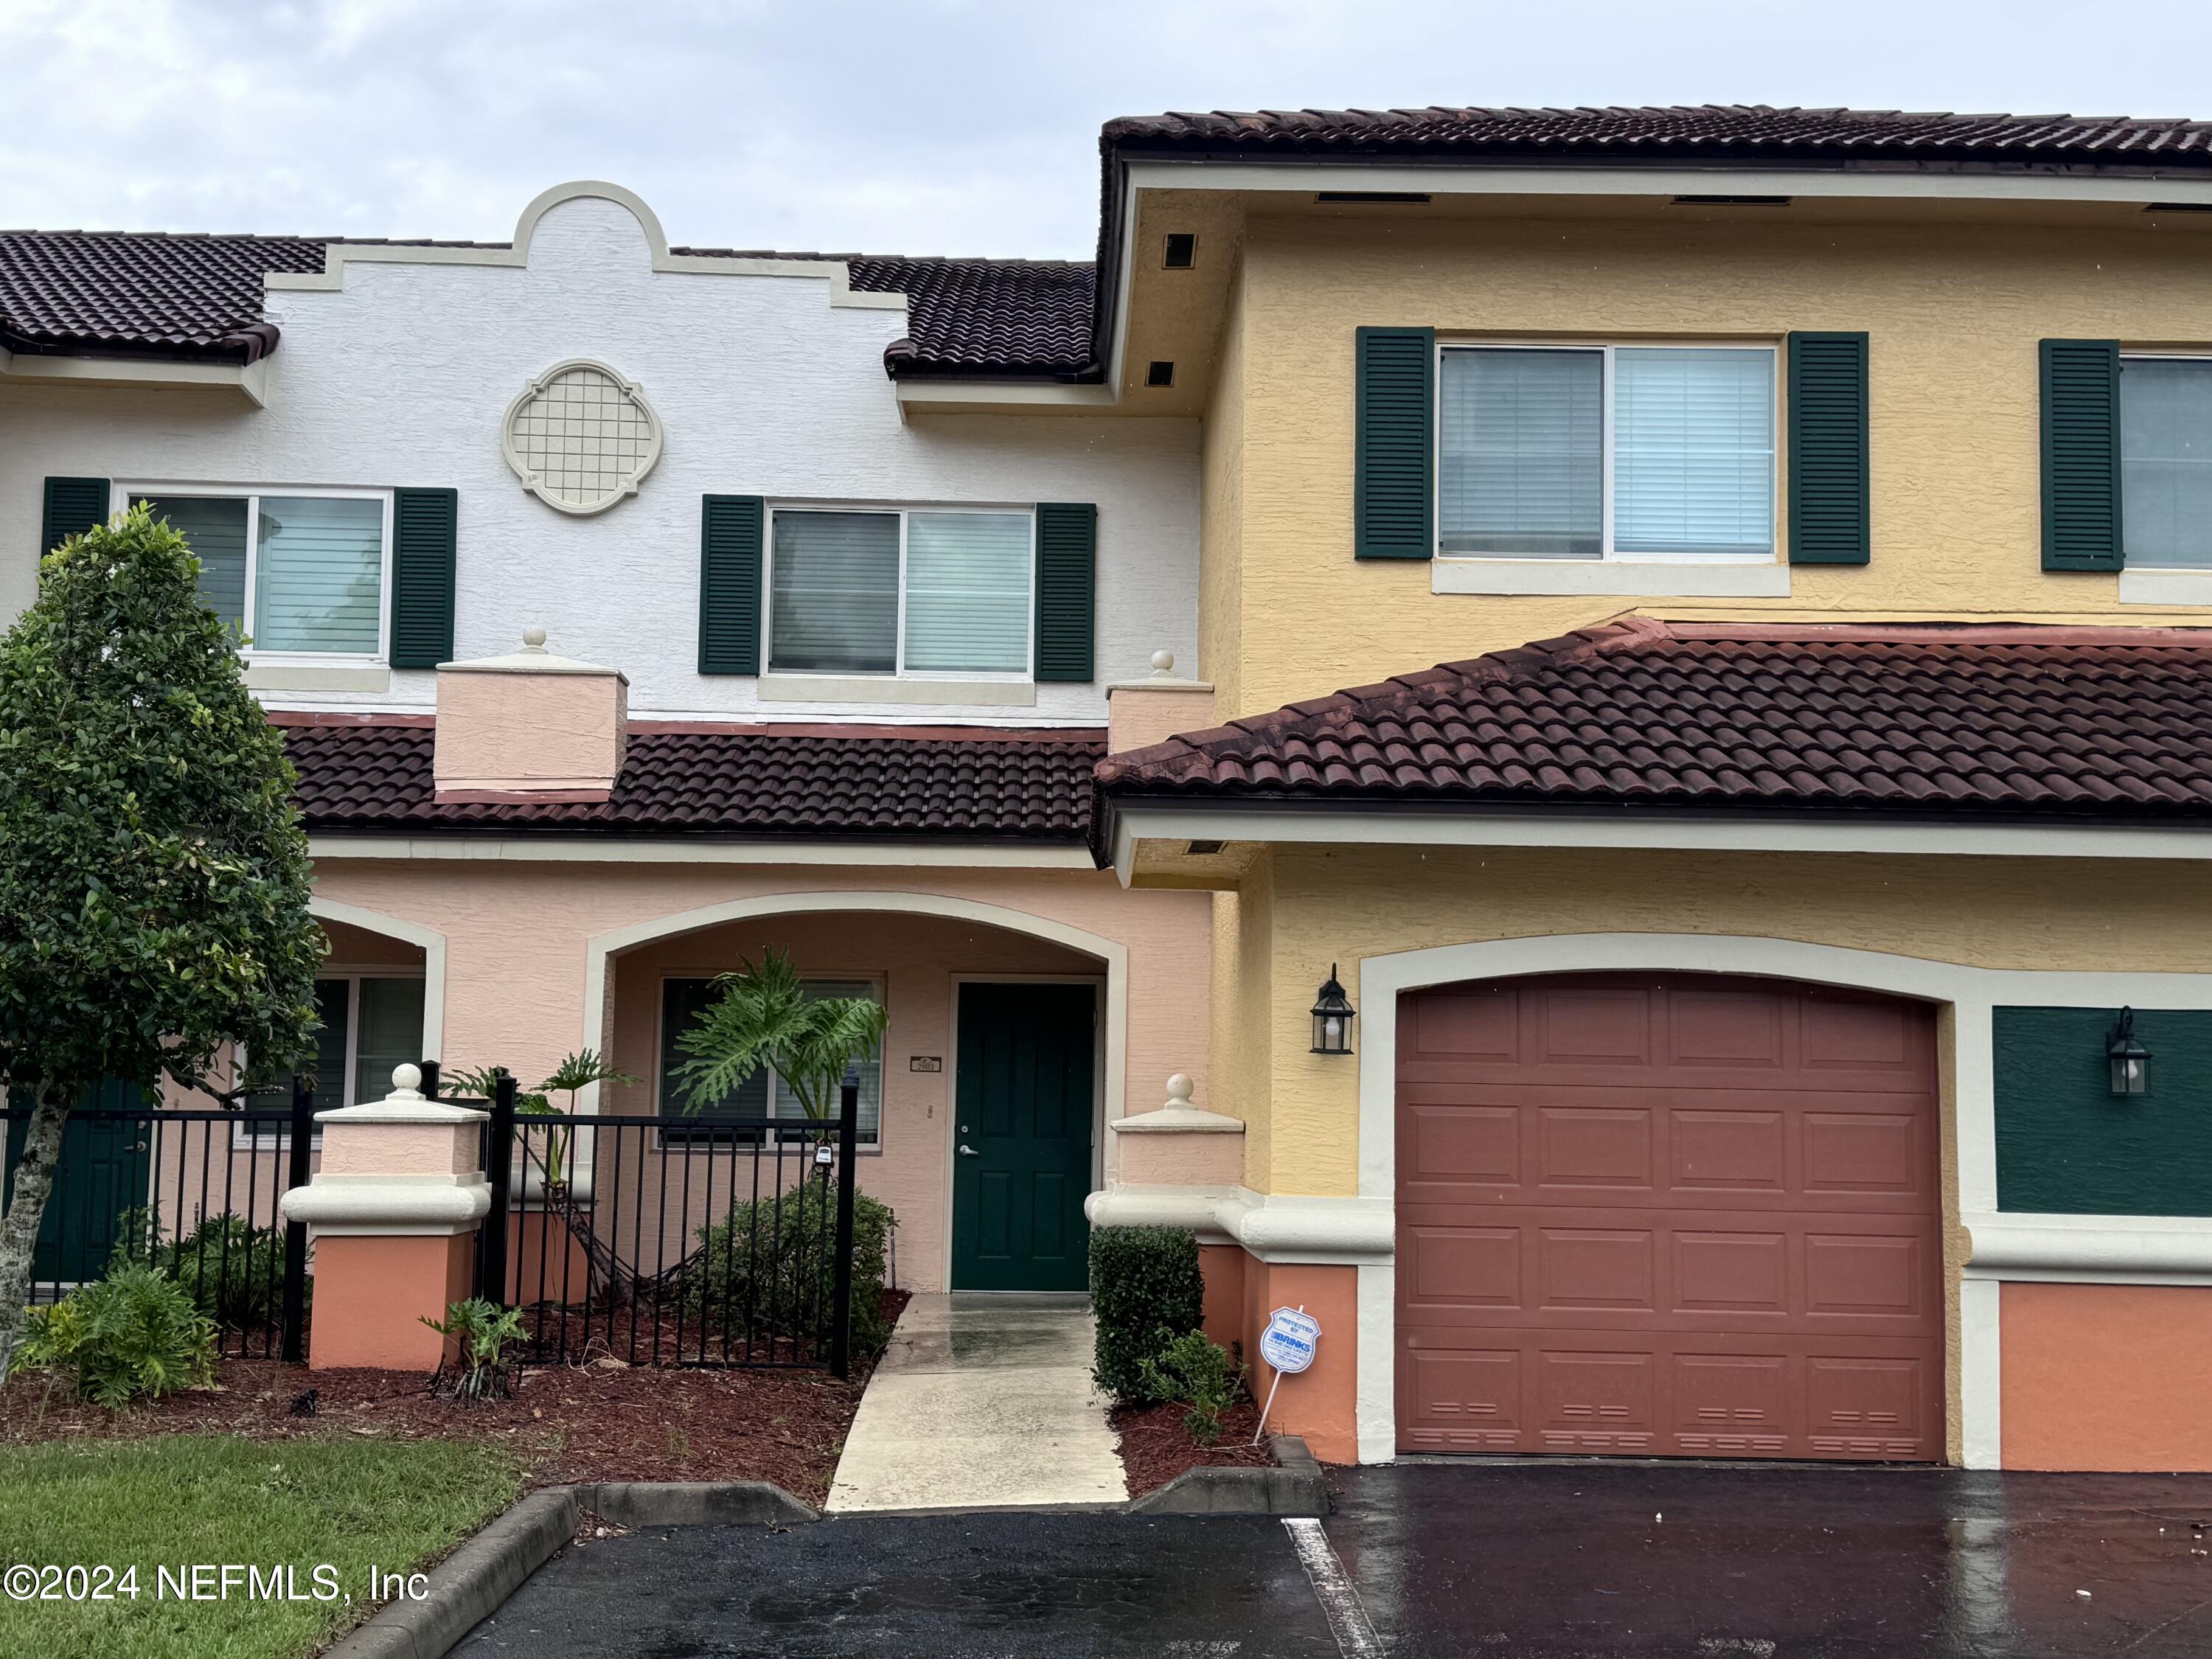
[0,230,329,363]
[284,718,1102,842]
[1102,105,2212,169]
[1096,619,2212,822]
[0,230,1097,378]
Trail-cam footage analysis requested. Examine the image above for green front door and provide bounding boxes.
[950,983,1096,1291]
[2,1079,153,1284]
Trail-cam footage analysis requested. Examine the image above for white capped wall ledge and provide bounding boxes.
[1108,1074,1245,1135]
[1083,1186,1394,1264]
[1963,1211,2212,1283]
[1431,557,1791,598]
[2118,569,2212,607]
[277,1066,490,1239]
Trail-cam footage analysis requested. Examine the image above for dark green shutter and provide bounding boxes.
[2040,339,2124,571]
[1354,326,1435,559]
[389,487,458,668]
[1034,502,1096,682]
[41,477,108,554]
[698,495,765,675]
[1787,333,1870,565]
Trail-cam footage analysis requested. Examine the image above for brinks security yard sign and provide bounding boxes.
[1252,1305,1322,1442]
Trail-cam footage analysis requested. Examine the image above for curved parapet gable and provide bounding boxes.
[265,180,908,314]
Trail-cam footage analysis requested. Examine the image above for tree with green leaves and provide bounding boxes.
[675,948,886,1122]
[0,505,323,1373]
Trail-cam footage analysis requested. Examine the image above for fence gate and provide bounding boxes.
[470,1071,861,1377]
[4,1080,319,1362]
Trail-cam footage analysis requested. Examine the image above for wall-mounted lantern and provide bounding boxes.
[2107,1007,2151,1097]
[1311,965,1356,1056]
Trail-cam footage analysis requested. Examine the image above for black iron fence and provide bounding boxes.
[467,1071,860,1376]
[4,1082,318,1361]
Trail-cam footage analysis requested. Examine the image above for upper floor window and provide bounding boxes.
[119,485,392,659]
[768,506,1033,678]
[1439,344,1775,560]
[2121,355,2212,569]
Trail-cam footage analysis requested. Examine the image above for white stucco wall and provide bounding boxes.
[0,192,1199,726]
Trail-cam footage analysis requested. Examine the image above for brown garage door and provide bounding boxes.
[1397,973,1942,1461]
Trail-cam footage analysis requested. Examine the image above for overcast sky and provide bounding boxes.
[6,0,2212,260]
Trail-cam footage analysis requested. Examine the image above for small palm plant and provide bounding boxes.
[675,949,886,1127]
[445,1050,636,1188]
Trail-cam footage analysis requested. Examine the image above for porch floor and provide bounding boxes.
[823,1292,1127,1514]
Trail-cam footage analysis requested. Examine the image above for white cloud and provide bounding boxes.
[2,0,2208,257]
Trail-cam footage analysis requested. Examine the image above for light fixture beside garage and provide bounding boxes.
[2107,1007,2152,1096]
[1310,966,1356,1056]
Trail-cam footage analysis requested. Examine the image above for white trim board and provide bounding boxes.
[1110,805,2212,883]
[0,346,268,405]
[307,835,1096,869]
[267,181,907,314]
[1345,931,2212,1467]
[1121,159,2212,208]
[306,894,446,1062]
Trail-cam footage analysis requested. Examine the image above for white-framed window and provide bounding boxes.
[765,504,1034,680]
[114,484,394,661]
[1437,342,1777,561]
[237,973,426,1142]
[656,974,885,1149]
[2120,354,2212,570]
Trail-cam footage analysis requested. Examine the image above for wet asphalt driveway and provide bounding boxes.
[451,1462,2212,1657]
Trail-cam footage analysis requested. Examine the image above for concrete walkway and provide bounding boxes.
[824,1291,1127,1514]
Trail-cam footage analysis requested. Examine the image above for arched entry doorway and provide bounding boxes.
[1395,971,1942,1460]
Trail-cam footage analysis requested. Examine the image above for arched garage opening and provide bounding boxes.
[1394,970,1943,1461]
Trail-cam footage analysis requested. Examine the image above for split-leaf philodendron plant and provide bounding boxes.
[675,948,887,1124]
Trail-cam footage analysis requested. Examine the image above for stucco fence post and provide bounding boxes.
[279,1063,490,1371]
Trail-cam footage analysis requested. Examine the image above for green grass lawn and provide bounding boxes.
[0,1434,524,1659]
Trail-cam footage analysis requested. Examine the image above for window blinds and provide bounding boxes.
[905,512,1031,673]
[1439,348,1602,557]
[1613,348,1774,555]
[255,496,383,654]
[142,494,249,628]
[657,977,884,1141]
[2120,358,2212,570]
[771,510,899,673]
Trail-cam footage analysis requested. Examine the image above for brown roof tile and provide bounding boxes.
[1096,619,2212,822]
[1102,105,2212,169]
[285,719,1102,842]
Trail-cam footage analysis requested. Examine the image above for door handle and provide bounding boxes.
[959,1143,980,1157]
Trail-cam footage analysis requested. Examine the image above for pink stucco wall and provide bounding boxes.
[306,858,1214,1293]
[432,666,627,794]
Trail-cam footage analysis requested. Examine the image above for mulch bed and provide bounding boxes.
[0,1289,917,1505]
[1110,1398,1277,1499]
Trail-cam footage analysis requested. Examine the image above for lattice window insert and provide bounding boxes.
[501,360,664,515]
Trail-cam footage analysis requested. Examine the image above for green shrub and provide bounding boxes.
[684,1189,897,1357]
[152,1213,305,1330]
[420,1298,528,1402]
[1138,1326,1246,1446]
[7,1265,217,1406]
[1089,1225,1204,1402]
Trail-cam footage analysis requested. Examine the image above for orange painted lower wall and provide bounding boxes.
[310,1233,475,1371]
[1198,1244,1245,1352]
[1238,1258,1359,1464]
[2002,1281,2212,1471]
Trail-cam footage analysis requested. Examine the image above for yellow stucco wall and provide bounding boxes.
[1242,844,2212,1195]
[1209,211,2212,720]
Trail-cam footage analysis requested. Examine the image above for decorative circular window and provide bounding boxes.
[501,359,663,515]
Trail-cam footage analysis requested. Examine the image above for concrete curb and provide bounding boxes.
[321,1487,578,1659]
[1125,1434,1331,1517]
[320,1482,820,1659]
